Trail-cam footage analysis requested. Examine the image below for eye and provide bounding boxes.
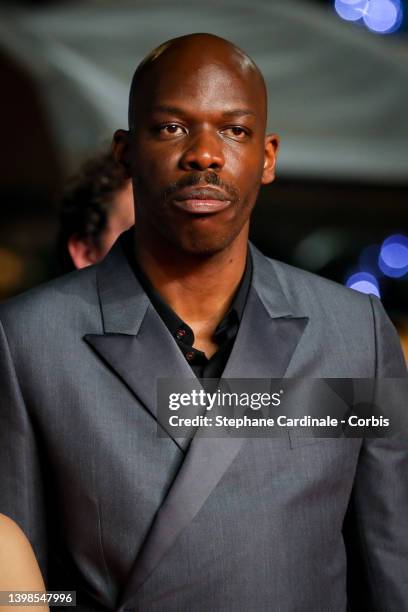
[221,126,250,140]
[157,124,187,138]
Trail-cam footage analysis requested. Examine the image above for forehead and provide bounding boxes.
[136,52,265,120]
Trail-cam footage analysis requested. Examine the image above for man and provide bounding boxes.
[57,150,134,272]
[0,33,407,611]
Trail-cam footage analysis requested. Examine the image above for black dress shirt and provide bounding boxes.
[124,234,252,379]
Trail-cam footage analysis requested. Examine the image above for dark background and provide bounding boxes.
[0,0,407,357]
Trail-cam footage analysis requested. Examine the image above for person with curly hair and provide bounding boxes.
[57,150,134,272]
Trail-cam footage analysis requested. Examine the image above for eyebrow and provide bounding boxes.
[151,105,256,118]
[221,109,256,118]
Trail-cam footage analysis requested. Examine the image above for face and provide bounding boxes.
[116,45,278,257]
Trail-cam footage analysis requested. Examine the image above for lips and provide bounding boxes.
[171,187,232,214]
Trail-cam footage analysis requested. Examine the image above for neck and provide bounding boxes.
[133,225,249,345]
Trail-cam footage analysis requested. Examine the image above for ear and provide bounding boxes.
[67,235,101,270]
[261,133,280,185]
[112,129,132,179]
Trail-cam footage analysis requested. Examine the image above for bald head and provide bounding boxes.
[128,33,267,130]
[114,32,279,259]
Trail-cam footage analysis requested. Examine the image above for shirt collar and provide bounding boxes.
[123,232,252,340]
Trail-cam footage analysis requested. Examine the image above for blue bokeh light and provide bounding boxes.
[346,272,381,297]
[335,0,369,21]
[364,0,401,32]
[334,0,403,33]
[379,234,408,278]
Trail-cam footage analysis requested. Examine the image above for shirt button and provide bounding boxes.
[186,351,195,361]
[176,328,186,340]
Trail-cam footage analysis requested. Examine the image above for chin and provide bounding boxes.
[177,232,240,257]
[160,216,249,257]
[182,244,226,257]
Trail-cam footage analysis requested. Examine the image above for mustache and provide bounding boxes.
[163,171,240,203]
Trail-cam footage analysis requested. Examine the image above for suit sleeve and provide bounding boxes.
[346,296,408,611]
[0,318,48,583]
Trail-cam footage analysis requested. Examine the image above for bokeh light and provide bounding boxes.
[335,0,369,21]
[346,271,381,297]
[293,229,347,271]
[334,0,403,33]
[379,234,408,278]
[364,0,401,32]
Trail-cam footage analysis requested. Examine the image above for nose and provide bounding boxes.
[179,129,225,172]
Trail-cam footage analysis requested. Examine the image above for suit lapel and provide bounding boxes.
[118,242,309,607]
[83,232,197,450]
[84,310,197,451]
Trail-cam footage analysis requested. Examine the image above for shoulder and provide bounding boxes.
[0,265,97,321]
[0,265,99,342]
[252,244,373,321]
[0,513,28,553]
[252,248,406,376]
[268,256,377,346]
[270,257,371,315]
[0,514,46,592]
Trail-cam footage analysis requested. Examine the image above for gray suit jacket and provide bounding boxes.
[0,233,407,611]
